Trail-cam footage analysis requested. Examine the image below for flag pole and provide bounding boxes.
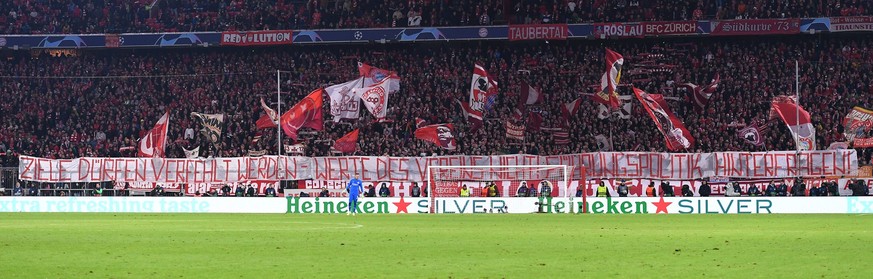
[277,69,282,156]
[795,60,800,151]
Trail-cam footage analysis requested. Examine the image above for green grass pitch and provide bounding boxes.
[0,213,870,278]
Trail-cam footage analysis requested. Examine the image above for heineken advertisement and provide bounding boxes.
[1,196,870,214]
[283,196,873,214]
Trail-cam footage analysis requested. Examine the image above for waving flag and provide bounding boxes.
[843,106,873,142]
[280,89,324,141]
[770,96,816,150]
[469,64,499,115]
[561,98,582,123]
[256,97,279,129]
[182,146,200,158]
[326,77,364,122]
[592,49,624,110]
[633,87,694,151]
[737,121,768,147]
[518,81,543,109]
[358,62,400,91]
[191,112,224,145]
[333,129,360,153]
[597,95,633,119]
[415,117,427,128]
[681,73,720,110]
[138,112,170,158]
[353,78,394,121]
[456,99,483,132]
[414,124,457,150]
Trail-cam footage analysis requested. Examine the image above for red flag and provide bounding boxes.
[737,120,769,147]
[553,130,570,145]
[633,87,694,151]
[682,73,720,110]
[333,129,359,153]
[414,123,457,150]
[456,99,483,132]
[256,97,279,129]
[561,98,582,123]
[138,112,170,158]
[527,111,543,132]
[280,89,324,141]
[591,49,623,110]
[770,96,816,150]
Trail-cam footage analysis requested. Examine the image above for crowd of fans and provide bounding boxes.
[0,0,871,34]
[0,34,872,169]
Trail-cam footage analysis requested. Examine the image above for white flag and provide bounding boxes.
[326,77,364,122]
[182,146,200,158]
[353,77,396,120]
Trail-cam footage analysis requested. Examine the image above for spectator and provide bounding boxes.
[319,187,330,197]
[790,178,806,196]
[527,183,538,197]
[660,181,674,197]
[724,182,740,197]
[12,182,23,196]
[246,184,256,197]
[410,182,421,197]
[518,182,529,197]
[681,184,693,197]
[747,184,762,196]
[151,185,165,197]
[540,181,552,197]
[617,180,628,197]
[264,186,276,197]
[809,184,821,196]
[698,181,711,197]
[488,183,499,197]
[235,185,245,197]
[221,184,232,197]
[777,182,789,196]
[765,181,777,196]
[378,183,391,197]
[208,188,219,197]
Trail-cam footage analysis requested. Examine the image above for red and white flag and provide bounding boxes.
[326,77,364,122]
[552,129,570,145]
[469,64,499,115]
[505,121,525,140]
[681,73,720,110]
[280,88,324,141]
[561,98,582,122]
[527,111,543,132]
[592,48,624,110]
[256,97,279,129]
[333,129,359,153]
[456,99,483,131]
[633,87,695,151]
[843,106,873,142]
[518,81,543,109]
[353,78,394,121]
[138,112,170,158]
[358,62,400,91]
[737,120,769,147]
[770,95,816,150]
[414,123,457,150]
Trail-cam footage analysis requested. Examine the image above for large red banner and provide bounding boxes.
[710,19,800,36]
[19,151,858,183]
[643,21,700,35]
[221,30,293,46]
[508,24,568,41]
[830,16,873,32]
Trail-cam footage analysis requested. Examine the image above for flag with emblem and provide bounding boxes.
[469,64,499,116]
[280,88,324,141]
[138,112,170,158]
[191,112,224,145]
[591,48,624,110]
[353,78,395,121]
[326,77,365,122]
[358,62,400,91]
[414,124,457,150]
[770,95,816,150]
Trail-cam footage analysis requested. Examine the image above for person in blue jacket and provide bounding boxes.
[346,177,364,216]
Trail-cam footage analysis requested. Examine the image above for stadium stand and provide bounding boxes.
[0,0,871,34]
[0,35,872,170]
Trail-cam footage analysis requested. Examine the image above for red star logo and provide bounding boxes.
[393,196,412,213]
[651,196,672,214]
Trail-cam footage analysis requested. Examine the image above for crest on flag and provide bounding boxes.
[770,95,816,150]
[326,78,364,122]
[469,64,499,114]
[633,87,694,151]
[592,49,624,110]
[737,121,768,146]
[191,112,224,144]
[138,112,170,158]
[182,146,200,158]
[415,124,457,150]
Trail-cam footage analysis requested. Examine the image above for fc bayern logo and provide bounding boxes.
[478,28,488,38]
[363,87,386,114]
